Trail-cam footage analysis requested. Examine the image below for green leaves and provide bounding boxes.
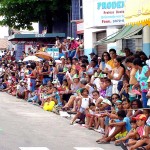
[0,0,71,31]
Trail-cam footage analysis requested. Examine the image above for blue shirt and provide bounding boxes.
[106,85,113,97]
[123,117,131,132]
[115,117,131,132]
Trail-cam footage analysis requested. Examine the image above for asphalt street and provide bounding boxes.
[0,92,122,150]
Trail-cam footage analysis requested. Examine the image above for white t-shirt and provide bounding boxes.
[81,97,90,109]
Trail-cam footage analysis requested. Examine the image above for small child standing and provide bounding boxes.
[70,88,91,125]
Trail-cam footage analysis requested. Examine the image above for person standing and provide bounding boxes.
[133,58,150,108]
[40,61,51,85]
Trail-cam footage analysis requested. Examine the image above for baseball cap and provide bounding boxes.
[101,98,112,106]
[60,56,66,59]
[72,74,79,79]
[89,52,95,55]
[67,37,71,40]
[76,37,80,41]
[132,114,147,121]
[116,100,122,103]
[52,79,58,84]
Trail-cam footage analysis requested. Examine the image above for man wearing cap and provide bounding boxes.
[68,38,79,58]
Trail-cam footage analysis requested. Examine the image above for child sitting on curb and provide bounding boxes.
[70,88,91,125]
[115,120,138,146]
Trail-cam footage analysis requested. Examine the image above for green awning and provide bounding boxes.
[8,33,65,41]
[95,25,144,45]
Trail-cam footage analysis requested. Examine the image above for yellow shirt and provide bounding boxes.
[107,59,115,69]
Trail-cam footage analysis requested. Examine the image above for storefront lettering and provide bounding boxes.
[103,11,114,14]
[97,1,124,10]
[35,34,45,37]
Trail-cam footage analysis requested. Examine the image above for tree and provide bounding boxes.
[0,0,71,32]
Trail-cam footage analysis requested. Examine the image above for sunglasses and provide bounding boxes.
[112,97,118,100]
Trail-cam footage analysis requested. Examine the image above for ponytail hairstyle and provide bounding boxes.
[133,58,146,67]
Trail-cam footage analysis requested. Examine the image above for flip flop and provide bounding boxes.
[115,142,121,146]
[96,138,105,143]
[97,140,110,144]
[137,147,146,150]
[88,127,94,130]
[120,142,128,150]
[67,111,77,114]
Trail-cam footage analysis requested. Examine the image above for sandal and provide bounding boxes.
[137,147,146,150]
[70,121,74,125]
[120,142,128,150]
[97,140,110,144]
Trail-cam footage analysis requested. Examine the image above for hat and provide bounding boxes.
[147,76,150,82]
[71,37,74,41]
[116,100,122,103]
[98,73,106,78]
[89,52,95,55]
[132,114,147,121]
[83,72,87,75]
[63,67,68,72]
[67,37,71,40]
[52,79,58,84]
[101,98,112,106]
[76,37,80,41]
[49,61,53,66]
[60,56,66,59]
[72,74,79,79]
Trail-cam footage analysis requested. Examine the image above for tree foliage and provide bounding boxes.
[0,0,71,31]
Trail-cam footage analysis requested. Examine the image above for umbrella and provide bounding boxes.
[23,56,42,62]
[35,52,52,60]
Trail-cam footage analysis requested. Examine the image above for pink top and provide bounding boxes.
[137,126,145,137]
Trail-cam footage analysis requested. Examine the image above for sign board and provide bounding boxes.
[83,0,125,28]
[46,48,59,59]
[15,43,24,61]
[93,0,125,26]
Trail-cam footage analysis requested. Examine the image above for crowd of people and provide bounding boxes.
[0,45,150,150]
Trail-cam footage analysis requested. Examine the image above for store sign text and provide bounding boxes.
[97,1,124,10]
[94,0,125,26]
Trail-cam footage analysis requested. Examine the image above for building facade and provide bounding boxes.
[82,0,143,57]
